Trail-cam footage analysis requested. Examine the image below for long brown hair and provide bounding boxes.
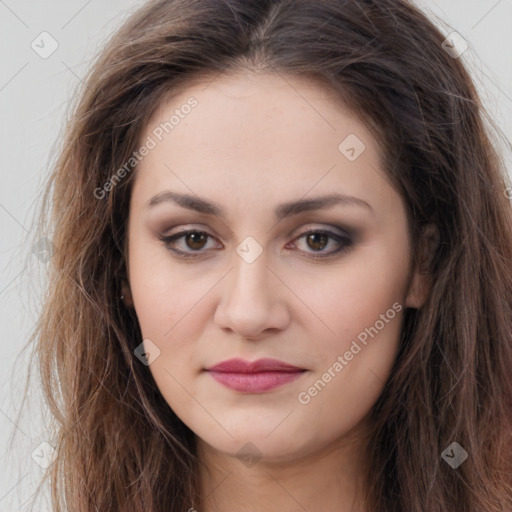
[23,0,512,510]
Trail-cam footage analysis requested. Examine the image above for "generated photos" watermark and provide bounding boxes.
[298,301,403,405]
[94,97,198,199]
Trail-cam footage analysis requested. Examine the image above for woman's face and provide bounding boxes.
[126,71,427,463]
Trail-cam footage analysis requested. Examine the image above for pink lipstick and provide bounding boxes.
[206,358,306,393]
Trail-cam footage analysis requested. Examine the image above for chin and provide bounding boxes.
[196,426,312,464]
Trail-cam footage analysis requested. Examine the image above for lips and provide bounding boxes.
[207,357,304,373]
[205,358,306,393]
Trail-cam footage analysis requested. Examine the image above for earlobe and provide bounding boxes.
[120,279,134,308]
[405,223,440,309]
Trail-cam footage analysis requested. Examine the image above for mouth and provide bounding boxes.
[204,358,307,393]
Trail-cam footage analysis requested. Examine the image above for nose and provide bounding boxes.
[213,251,291,339]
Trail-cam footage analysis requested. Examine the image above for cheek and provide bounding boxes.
[128,246,207,410]
[306,241,410,352]
[296,236,409,415]
[294,289,404,445]
[128,235,195,344]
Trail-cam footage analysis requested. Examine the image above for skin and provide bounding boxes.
[126,70,431,512]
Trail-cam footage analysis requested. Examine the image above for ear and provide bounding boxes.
[121,279,134,308]
[405,223,440,309]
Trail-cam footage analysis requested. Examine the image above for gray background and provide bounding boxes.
[1,1,511,510]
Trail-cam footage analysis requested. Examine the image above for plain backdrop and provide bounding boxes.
[1,1,511,510]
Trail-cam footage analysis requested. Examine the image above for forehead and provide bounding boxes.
[131,70,396,217]
[142,70,373,154]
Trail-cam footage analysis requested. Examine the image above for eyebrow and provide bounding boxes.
[145,190,373,220]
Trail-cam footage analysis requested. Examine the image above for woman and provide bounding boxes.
[29,0,512,510]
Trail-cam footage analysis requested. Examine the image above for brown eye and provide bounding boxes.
[306,232,329,251]
[290,228,354,259]
[185,231,208,250]
[160,227,353,261]
[159,229,221,259]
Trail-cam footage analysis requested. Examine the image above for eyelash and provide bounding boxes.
[158,227,354,260]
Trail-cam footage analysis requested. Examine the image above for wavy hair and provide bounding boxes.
[25,0,512,510]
